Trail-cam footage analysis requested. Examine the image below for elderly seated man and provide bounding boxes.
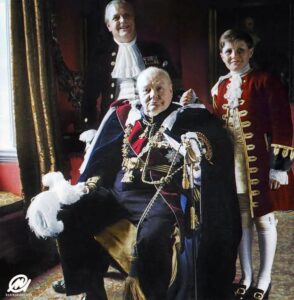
[32,67,241,300]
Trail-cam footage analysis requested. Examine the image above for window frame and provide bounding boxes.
[0,0,17,162]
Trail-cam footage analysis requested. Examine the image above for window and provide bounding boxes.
[0,0,16,161]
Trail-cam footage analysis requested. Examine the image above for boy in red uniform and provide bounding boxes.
[212,29,294,300]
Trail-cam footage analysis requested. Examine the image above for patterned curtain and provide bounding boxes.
[10,0,64,203]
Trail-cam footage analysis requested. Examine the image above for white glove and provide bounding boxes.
[79,129,97,143]
[79,129,97,151]
[26,172,88,239]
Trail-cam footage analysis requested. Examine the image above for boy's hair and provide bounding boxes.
[219,29,254,51]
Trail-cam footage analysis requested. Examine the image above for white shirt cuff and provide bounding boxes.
[269,169,288,185]
[79,129,97,143]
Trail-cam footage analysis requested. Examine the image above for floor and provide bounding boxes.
[2,211,294,300]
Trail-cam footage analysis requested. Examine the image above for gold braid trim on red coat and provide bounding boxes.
[271,144,294,160]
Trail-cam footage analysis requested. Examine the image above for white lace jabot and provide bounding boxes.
[225,64,251,109]
[111,37,145,79]
[211,64,251,108]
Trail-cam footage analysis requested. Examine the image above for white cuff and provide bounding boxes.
[190,165,201,186]
[269,169,288,185]
[190,89,198,103]
[79,129,97,144]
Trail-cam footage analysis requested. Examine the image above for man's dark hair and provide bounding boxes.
[219,29,254,51]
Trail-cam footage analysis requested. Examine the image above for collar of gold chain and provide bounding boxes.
[121,121,183,185]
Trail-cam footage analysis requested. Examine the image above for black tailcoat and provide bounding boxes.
[82,39,180,127]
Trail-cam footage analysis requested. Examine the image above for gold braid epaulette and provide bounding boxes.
[196,132,213,163]
[271,144,294,160]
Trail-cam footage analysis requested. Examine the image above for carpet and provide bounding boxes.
[4,266,125,300]
[235,211,294,300]
[3,212,293,299]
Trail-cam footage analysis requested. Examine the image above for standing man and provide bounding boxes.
[82,0,192,129]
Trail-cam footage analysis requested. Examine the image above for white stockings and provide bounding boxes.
[238,194,277,292]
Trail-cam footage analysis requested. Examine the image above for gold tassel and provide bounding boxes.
[124,249,146,300]
[121,170,134,183]
[186,145,197,163]
[282,148,289,158]
[273,146,280,156]
[182,157,189,189]
[124,276,146,300]
[290,150,294,160]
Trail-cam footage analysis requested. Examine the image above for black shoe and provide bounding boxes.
[81,291,107,300]
[250,283,271,300]
[233,282,251,300]
[81,295,97,300]
[52,278,66,294]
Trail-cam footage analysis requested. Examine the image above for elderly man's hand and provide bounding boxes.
[179,88,197,106]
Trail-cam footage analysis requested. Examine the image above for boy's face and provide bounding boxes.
[220,40,254,72]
